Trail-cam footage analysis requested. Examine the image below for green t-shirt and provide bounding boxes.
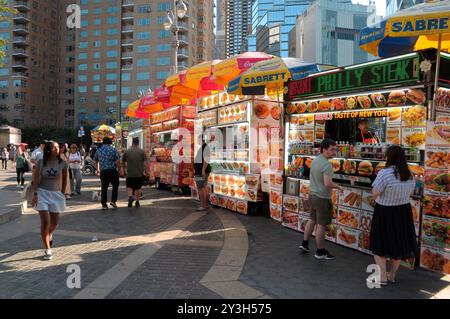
[123,147,147,178]
[309,154,333,199]
[16,155,26,169]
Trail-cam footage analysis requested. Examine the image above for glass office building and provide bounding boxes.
[385,0,425,17]
[248,0,313,57]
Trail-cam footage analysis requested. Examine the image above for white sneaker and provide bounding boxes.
[20,185,24,191]
[44,249,53,260]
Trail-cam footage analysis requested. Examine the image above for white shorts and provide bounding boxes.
[36,188,66,213]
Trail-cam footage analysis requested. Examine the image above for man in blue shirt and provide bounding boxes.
[94,137,121,210]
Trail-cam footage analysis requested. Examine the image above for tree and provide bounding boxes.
[0,113,10,125]
[0,1,16,63]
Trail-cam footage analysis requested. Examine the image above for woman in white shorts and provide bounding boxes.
[31,141,69,260]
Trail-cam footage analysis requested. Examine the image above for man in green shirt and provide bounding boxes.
[300,138,342,260]
[121,138,148,208]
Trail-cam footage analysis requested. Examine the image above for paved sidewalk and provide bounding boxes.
[0,175,449,299]
[0,168,27,225]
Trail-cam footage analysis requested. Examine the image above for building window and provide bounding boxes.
[138,5,151,13]
[156,57,170,66]
[92,85,100,92]
[106,84,117,92]
[107,17,119,24]
[93,8,101,14]
[121,73,131,81]
[106,62,117,69]
[81,20,88,27]
[93,63,101,69]
[93,52,101,58]
[107,39,119,46]
[79,97,87,104]
[78,64,88,71]
[136,73,150,80]
[137,45,151,53]
[106,73,117,80]
[78,53,88,59]
[106,96,117,103]
[157,30,171,39]
[94,19,101,25]
[137,59,150,67]
[93,74,101,81]
[80,31,88,38]
[107,6,119,13]
[107,50,118,58]
[121,87,131,94]
[93,41,101,47]
[0,80,8,88]
[78,86,87,93]
[79,42,88,49]
[137,32,151,40]
[157,3,171,12]
[107,28,118,35]
[157,44,170,52]
[78,75,87,82]
[137,18,151,25]
[156,71,169,80]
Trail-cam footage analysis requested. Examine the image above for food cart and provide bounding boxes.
[282,50,449,273]
[148,105,195,193]
[193,91,283,215]
[91,125,115,144]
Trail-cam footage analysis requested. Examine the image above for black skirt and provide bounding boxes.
[369,203,419,260]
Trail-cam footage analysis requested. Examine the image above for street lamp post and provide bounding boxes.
[163,0,187,75]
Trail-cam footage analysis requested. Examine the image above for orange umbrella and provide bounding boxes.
[126,99,140,118]
[185,60,222,90]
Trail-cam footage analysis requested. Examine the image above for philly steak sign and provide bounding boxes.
[286,54,421,100]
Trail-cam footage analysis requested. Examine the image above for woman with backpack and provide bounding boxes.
[68,144,83,196]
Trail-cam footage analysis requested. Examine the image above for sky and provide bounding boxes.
[352,0,387,16]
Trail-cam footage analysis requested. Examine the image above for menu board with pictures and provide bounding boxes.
[218,103,248,124]
[436,87,450,113]
[402,127,426,150]
[286,88,427,115]
[198,109,217,127]
[421,117,450,275]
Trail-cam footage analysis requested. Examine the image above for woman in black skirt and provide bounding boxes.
[370,145,418,285]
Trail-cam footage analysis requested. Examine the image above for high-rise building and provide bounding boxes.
[0,0,60,128]
[0,0,214,129]
[247,0,314,57]
[225,0,252,58]
[385,0,425,17]
[289,0,380,66]
[214,0,226,59]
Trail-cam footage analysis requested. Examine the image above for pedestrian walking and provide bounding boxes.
[31,140,69,260]
[68,144,83,196]
[194,137,212,211]
[10,144,17,169]
[79,144,86,165]
[59,144,72,200]
[121,138,148,208]
[369,145,418,286]
[15,148,28,190]
[299,139,342,260]
[1,147,9,170]
[94,137,121,211]
[30,141,46,166]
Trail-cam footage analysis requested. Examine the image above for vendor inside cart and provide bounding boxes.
[354,119,380,144]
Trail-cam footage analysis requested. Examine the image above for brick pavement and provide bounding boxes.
[0,174,448,299]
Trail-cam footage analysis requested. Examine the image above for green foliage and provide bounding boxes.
[21,126,95,149]
[0,1,17,62]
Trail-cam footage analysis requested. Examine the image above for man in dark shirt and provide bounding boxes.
[354,119,379,144]
[194,139,211,211]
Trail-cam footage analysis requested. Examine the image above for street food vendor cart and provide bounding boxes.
[282,50,449,274]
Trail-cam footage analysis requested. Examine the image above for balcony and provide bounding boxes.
[121,25,133,33]
[11,61,28,71]
[12,48,28,57]
[178,23,189,32]
[121,39,133,46]
[122,0,134,7]
[121,51,133,59]
[121,64,133,71]
[177,49,189,59]
[13,1,30,11]
[12,72,28,77]
[178,36,189,46]
[12,36,28,47]
[13,13,30,23]
[122,12,134,19]
[12,24,29,35]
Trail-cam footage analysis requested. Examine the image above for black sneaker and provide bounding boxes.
[314,250,336,260]
[135,201,140,208]
[109,202,118,209]
[102,205,108,211]
[128,198,133,208]
[299,243,310,253]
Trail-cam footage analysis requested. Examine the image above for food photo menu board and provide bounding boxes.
[420,115,450,275]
